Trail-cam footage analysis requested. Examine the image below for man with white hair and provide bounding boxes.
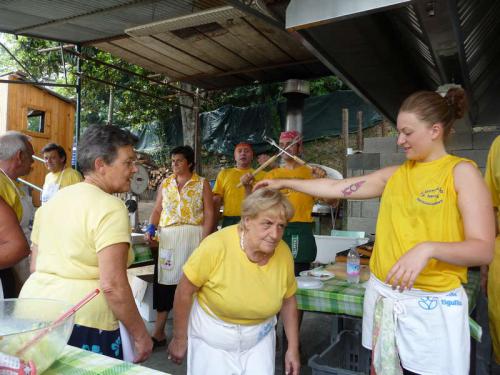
[0,131,33,297]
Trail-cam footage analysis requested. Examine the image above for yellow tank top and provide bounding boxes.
[159,173,205,227]
[371,154,474,292]
[485,135,500,232]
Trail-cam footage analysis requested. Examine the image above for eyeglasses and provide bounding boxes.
[122,160,138,168]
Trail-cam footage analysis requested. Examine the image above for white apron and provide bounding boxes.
[18,184,34,240]
[119,322,135,362]
[362,274,469,375]
[0,170,32,294]
[13,185,34,286]
[41,169,65,204]
[157,225,202,285]
[187,298,276,375]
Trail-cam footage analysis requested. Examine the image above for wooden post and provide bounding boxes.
[342,108,349,178]
[107,87,114,125]
[193,89,202,175]
[179,82,195,147]
[357,110,363,151]
[341,108,349,230]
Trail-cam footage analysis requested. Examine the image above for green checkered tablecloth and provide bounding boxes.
[296,271,482,341]
[45,345,169,374]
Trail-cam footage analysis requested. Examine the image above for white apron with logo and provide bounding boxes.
[362,274,469,375]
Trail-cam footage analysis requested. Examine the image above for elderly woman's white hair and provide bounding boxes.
[241,188,294,224]
[0,131,31,161]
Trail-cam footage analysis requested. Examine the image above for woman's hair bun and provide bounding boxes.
[445,87,468,120]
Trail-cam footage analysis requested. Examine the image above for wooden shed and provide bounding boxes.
[0,73,76,206]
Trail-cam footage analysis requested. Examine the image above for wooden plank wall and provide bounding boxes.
[95,13,318,89]
[0,84,8,133]
[5,82,75,206]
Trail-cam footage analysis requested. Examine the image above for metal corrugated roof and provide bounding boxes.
[0,0,329,89]
[280,0,500,126]
[0,0,226,43]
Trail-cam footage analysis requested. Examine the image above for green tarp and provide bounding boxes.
[134,91,382,156]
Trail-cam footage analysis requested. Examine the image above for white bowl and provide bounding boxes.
[314,235,369,264]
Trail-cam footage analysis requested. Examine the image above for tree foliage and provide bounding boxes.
[0,32,346,163]
[0,34,176,131]
[202,76,346,111]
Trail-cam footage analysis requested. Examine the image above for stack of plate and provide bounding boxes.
[296,276,323,289]
[299,268,335,281]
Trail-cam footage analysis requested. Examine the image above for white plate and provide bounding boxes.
[296,276,324,289]
[299,268,335,281]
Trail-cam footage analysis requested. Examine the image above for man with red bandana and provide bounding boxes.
[212,142,266,229]
[264,131,326,275]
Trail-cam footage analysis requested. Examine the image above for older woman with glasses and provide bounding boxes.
[20,124,152,362]
[167,188,300,375]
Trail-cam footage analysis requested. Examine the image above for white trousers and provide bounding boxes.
[187,298,276,375]
[362,274,469,375]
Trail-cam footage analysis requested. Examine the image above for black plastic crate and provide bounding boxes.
[308,330,370,375]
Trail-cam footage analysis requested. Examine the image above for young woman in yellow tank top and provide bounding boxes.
[255,88,495,375]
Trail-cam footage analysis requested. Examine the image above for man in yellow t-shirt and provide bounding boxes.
[41,143,82,204]
[256,150,278,171]
[264,130,326,275]
[212,142,265,228]
[0,131,34,297]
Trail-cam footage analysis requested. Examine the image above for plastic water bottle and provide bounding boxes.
[347,246,360,284]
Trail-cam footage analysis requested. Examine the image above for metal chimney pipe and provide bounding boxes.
[283,79,310,134]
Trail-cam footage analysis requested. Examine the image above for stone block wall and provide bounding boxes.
[345,130,500,235]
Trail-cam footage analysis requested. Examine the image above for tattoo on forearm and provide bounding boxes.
[342,181,366,196]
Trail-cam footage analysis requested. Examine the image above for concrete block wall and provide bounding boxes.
[345,130,500,235]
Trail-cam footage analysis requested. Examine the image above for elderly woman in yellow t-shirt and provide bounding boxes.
[167,188,300,375]
[21,124,152,362]
[145,145,214,347]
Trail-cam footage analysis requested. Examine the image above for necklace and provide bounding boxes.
[239,229,270,265]
[240,229,245,251]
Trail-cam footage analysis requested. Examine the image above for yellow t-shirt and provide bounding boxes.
[265,165,314,222]
[183,225,297,325]
[43,167,83,189]
[0,172,22,221]
[484,136,500,363]
[159,173,205,227]
[485,135,500,227]
[371,154,474,292]
[212,167,265,216]
[20,182,134,331]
